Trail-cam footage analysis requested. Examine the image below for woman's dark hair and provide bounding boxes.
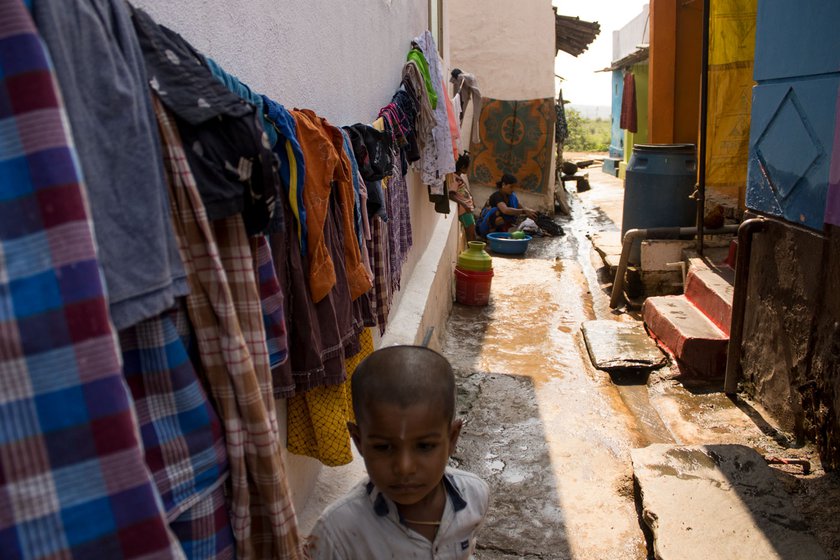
[456,151,471,173]
[496,173,518,188]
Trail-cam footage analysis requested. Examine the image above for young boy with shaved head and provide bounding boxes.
[306,345,489,559]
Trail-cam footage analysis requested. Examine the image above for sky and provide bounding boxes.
[553,0,650,108]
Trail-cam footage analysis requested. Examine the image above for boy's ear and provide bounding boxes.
[347,421,361,450]
[448,418,463,455]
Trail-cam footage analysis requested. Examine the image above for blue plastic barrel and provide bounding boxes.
[622,144,697,262]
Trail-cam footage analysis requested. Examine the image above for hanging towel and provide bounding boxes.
[286,328,374,465]
[153,97,304,560]
[620,72,638,133]
[0,4,184,556]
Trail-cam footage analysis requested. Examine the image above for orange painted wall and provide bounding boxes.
[648,0,704,145]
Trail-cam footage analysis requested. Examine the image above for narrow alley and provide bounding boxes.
[443,165,840,559]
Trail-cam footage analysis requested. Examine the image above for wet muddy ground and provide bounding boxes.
[442,169,840,559]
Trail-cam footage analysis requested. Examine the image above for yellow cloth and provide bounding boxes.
[705,0,757,208]
[286,329,373,466]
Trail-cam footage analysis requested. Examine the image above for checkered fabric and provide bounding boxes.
[118,306,229,522]
[152,96,303,560]
[0,3,184,558]
[254,235,289,373]
[170,484,235,560]
[286,328,373,466]
[368,216,392,334]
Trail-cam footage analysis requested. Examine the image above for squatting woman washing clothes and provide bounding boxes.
[476,173,537,237]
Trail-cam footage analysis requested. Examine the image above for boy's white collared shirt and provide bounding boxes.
[307,467,490,559]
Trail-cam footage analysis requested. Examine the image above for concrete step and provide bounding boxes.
[684,258,735,336]
[643,295,728,377]
[632,444,828,560]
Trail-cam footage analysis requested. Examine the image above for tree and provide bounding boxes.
[565,108,594,151]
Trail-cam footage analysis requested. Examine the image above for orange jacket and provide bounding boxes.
[291,109,371,303]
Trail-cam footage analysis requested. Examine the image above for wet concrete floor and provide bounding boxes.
[443,190,654,559]
[442,170,840,559]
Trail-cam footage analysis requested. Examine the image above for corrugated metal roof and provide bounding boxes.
[555,9,601,57]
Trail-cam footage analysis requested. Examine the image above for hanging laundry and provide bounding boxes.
[286,328,374,465]
[31,0,188,331]
[339,129,369,263]
[620,71,638,133]
[414,31,457,195]
[556,90,569,143]
[169,484,234,560]
[152,97,303,560]
[131,7,280,236]
[0,3,184,556]
[263,95,308,253]
[402,61,437,151]
[443,75,462,160]
[205,59,278,148]
[450,69,483,144]
[291,109,371,303]
[269,195,363,397]
[254,236,290,370]
[406,45,438,109]
[119,307,234,559]
[385,159,414,292]
[368,216,392,334]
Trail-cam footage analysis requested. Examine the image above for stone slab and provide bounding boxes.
[642,295,728,377]
[632,444,827,560]
[581,320,667,371]
[589,231,623,272]
[685,260,735,335]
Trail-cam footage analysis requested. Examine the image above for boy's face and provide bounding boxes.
[349,401,462,507]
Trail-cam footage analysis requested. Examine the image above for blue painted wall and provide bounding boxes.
[746,2,840,230]
[609,70,624,159]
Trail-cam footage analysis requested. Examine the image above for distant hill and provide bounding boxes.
[568,104,611,120]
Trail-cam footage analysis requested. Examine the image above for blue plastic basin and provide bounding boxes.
[486,232,531,255]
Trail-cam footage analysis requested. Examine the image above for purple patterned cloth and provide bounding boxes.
[0,2,183,557]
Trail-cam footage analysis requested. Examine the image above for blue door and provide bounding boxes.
[746,2,840,230]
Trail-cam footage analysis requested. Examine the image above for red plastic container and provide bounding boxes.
[455,266,494,306]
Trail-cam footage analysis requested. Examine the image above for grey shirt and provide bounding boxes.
[308,468,490,560]
[32,0,188,330]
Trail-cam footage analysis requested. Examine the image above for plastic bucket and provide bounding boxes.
[455,267,494,306]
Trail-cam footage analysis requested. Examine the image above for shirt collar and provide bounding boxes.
[366,471,468,518]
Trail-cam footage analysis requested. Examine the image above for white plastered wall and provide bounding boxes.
[132,0,458,523]
[449,0,557,212]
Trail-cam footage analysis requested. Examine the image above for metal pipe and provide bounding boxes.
[696,0,711,256]
[724,218,768,394]
[609,224,740,309]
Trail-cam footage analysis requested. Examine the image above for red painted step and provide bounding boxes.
[643,295,728,378]
[684,258,735,336]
